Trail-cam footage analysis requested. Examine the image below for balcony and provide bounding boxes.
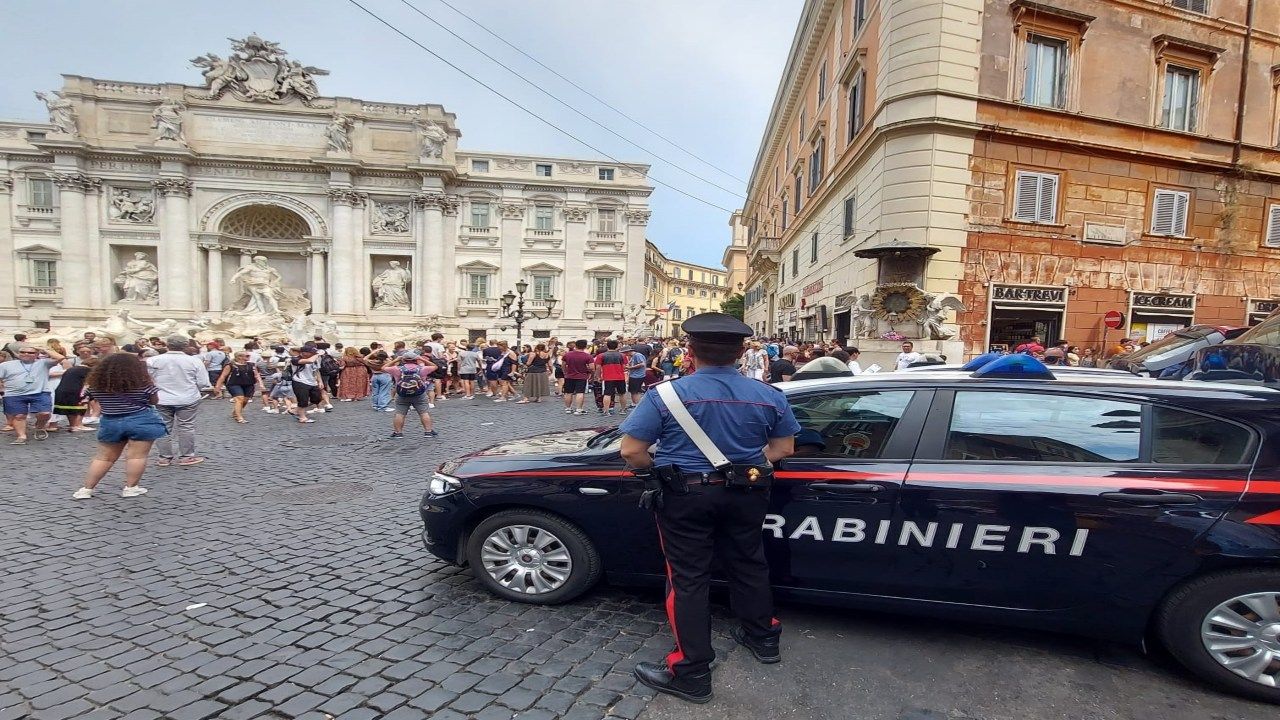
[16,204,57,227]
[456,296,500,317]
[18,285,62,307]
[458,225,499,247]
[523,227,564,248]
[748,236,781,272]
[584,299,622,319]
[588,230,624,252]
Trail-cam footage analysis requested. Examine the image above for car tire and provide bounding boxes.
[466,509,602,605]
[1156,568,1280,704]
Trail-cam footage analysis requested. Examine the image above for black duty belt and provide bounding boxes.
[681,471,728,486]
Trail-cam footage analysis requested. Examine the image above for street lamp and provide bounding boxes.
[500,279,557,349]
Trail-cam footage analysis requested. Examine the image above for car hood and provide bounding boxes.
[460,428,604,458]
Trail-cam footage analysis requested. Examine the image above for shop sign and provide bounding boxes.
[992,285,1065,305]
[779,293,796,309]
[802,279,824,297]
[1132,292,1194,310]
[834,292,854,310]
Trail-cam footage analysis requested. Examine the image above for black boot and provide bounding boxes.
[634,661,713,704]
[731,626,781,664]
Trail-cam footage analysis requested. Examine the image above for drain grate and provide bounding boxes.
[281,434,370,448]
[257,482,374,505]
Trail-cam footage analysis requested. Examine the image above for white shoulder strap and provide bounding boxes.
[655,381,731,469]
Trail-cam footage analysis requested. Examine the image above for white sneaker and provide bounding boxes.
[428,403,436,409]
[564,407,573,414]
[83,417,100,425]
[265,408,279,414]
[121,486,148,498]
[73,487,92,500]
[324,404,334,410]
[383,407,396,412]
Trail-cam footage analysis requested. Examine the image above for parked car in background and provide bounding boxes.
[1188,310,1280,385]
[1110,325,1247,378]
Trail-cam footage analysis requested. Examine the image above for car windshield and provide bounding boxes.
[1121,326,1218,363]
[1231,312,1280,347]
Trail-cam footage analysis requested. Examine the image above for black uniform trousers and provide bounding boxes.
[654,483,781,678]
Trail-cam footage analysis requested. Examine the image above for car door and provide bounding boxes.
[898,388,1252,616]
[768,388,931,595]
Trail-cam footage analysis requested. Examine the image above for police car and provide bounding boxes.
[420,355,1280,703]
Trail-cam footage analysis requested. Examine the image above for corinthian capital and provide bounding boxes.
[0,176,13,194]
[439,194,460,216]
[412,192,446,210]
[624,209,651,226]
[151,178,193,197]
[328,188,367,206]
[51,172,99,192]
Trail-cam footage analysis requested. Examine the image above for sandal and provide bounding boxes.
[10,438,27,445]
[34,429,49,441]
[298,418,316,424]
[235,418,248,424]
[155,458,172,467]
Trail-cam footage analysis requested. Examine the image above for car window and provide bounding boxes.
[1152,407,1252,465]
[789,391,914,459]
[946,391,1141,463]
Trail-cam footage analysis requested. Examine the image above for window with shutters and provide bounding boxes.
[1023,35,1068,109]
[1010,5,1087,112]
[33,260,57,288]
[853,0,867,32]
[1150,189,1191,237]
[843,196,856,240]
[1170,0,1208,13]
[808,137,824,196]
[847,70,866,143]
[818,61,828,105]
[1010,170,1059,224]
[810,232,819,263]
[470,202,491,228]
[597,208,617,232]
[533,205,554,230]
[792,248,799,277]
[1265,205,1280,248]
[781,198,789,231]
[595,277,615,301]
[532,275,553,300]
[468,273,490,299]
[28,178,54,208]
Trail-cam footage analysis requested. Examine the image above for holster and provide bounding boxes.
[721,463,775,490]
[655,465,688,494]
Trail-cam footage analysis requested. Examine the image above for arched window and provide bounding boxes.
[219,205,310,239]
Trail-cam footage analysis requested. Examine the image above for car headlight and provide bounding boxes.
[429,472,462,497]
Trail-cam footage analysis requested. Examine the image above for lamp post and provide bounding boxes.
[500,279,557,349]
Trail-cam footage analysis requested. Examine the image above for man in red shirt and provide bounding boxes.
[560,340,595,416]
[594,339,628,416]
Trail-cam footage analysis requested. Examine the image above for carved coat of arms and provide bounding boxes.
[191,34,329,105]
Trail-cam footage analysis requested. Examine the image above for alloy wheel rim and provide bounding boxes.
[480,524,573,594]
[1200,591,1280,687]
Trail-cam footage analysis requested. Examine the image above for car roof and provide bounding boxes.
[898,363,1131,376]
[776,370,1280,402]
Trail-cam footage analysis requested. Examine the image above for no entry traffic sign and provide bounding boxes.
[1103,310,1124,329]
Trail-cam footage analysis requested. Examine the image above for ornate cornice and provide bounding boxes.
[624,209,651,226]
[413,192,447,210]
[328,189,367,206]
[151,177,193,197]
[51,172,101,192]
[562,206,589,223]
[498,203,525,219]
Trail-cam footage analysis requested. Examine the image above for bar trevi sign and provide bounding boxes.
[992,285,1065,305]
[1132,292,1194,310]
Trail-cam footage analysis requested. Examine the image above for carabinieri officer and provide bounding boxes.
[618,312,800,703]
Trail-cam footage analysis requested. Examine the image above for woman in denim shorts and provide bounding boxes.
[72,353,168,500]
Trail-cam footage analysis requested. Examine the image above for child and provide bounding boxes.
[267,361,297,415]
[73,352,167,499]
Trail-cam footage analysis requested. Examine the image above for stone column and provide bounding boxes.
[441,198,459,319]
[562,204,587,321]
[201,244,225,312]
[239,248,254,267]
[153,178,194,311]
[308,248,327,314]
[423,195,446,316]
[52,173,95,310]
[411,196,427,314]
[84,181,104,306]
[328,189,362,315]
[0,177,16,310]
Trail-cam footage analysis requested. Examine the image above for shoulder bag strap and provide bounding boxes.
[655,382,731,470]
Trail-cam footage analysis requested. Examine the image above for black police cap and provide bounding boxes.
[682,312,753,344]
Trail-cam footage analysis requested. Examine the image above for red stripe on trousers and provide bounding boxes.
[653,518,685,672]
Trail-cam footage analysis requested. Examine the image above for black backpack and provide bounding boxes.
[319,352,341,375]
[602,351,623,366]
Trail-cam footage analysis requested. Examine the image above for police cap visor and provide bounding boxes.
[682,312,752,344]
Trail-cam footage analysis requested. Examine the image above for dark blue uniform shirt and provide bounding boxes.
[619,365,801,473]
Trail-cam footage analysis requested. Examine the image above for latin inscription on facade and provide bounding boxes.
[192,113,326,147]
[1132,293,1193,310]
[195,166,320,183]
[992,285,1065,304]
[88,160,157,173]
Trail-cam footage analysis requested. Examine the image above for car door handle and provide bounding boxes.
[1100,490,1201,506]
[578,487,610,496]
[808,482,883,494]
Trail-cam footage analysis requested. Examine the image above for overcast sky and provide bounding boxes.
[0,0,799,271]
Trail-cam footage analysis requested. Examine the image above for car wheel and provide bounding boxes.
[465,509,602,605]
[1156,568,1280,704]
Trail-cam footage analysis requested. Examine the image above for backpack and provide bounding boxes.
[396,366,427,397]
[602,351,623,366]
[319,352,341,376]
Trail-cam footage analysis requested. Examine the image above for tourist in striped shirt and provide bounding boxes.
[73,353,168,500]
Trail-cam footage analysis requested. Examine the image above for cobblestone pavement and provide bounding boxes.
[0,394,690,720]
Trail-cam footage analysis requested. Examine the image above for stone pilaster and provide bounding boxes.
[152,177,194,311]
[306,247,328,314]
[0,177,15,311]
[562,204,587,321]
[624,209,650,311]
[52,172,99,310]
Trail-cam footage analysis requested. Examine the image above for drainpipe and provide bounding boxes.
[1232,0,1256,167]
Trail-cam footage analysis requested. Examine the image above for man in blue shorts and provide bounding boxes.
[0,343,66,444]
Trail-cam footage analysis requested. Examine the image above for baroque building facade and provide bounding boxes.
[642,240,728,337]
[0,36,652,343]
[742,0,1280,362]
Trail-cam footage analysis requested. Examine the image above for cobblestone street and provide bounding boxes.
[0,396,677,720]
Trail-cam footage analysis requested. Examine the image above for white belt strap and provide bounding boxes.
[655,381,731,469]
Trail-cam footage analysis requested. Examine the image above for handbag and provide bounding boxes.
[654,383,774,490]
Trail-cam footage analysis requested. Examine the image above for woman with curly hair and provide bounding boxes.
[73,352,166,500]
